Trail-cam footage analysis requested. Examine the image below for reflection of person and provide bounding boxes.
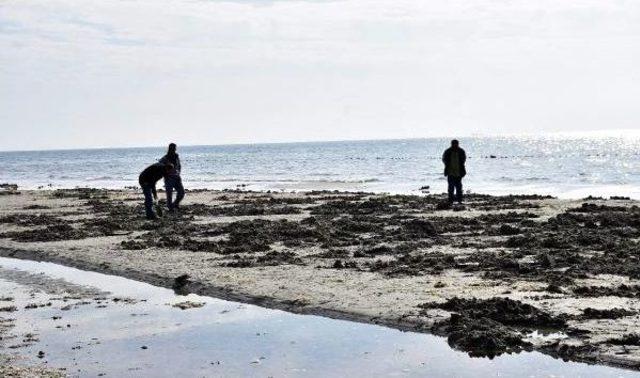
[159,143,185,212]
[139,163,173,220]
[442,139,467,204]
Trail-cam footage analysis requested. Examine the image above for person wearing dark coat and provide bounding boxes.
[139,162,173,219]
[442,139,467,204]
[159,143,185,212]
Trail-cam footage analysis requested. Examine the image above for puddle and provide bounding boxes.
[0,257,636,377]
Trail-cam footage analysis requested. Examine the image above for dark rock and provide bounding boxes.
[172,274,191,295]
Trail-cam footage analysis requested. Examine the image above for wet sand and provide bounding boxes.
[1,188,640,371]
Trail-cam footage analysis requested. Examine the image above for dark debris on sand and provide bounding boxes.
[420,297,566,358]
[3,191,640,297]
[5,191,640,287]
[582,307,637,320]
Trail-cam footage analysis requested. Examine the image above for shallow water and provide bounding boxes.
[2,136,640,199]
[0,257,636,377]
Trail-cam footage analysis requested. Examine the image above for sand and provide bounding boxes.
[1,187,640,371]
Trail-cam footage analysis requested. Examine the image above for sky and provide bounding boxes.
[1,0,639,151]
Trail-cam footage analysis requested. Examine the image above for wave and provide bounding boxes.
[310,178,381,184]
[193,178,382,184]
[86,176,122,181]
[498,176,551,183]
[197,178,300,183]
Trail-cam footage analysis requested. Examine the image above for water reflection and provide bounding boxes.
[0,257,636,377]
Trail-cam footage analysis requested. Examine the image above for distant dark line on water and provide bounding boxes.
[0,137,446,154]
[0,134,628,154]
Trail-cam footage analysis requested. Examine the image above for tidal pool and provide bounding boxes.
[0,257,636,377]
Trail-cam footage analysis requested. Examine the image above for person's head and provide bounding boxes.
[168,143,177,154]
[451,139,459,148]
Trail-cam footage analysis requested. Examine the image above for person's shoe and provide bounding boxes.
[146,213,158,220]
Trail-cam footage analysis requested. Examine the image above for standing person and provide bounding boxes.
[139,162,173,220]
[442,139,467,204]
[159,143,185,212]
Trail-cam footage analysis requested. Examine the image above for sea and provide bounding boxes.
[1,136,640,199]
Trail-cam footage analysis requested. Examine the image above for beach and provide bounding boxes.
[1,187,640,372]
[3,0,640,373]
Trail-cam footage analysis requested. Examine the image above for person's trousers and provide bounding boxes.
[141,183,155,218]
[447,176,463,203]
[165,176,185,210]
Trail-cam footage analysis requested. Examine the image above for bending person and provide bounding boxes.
[442,139,467,204]
[159,143,185,212]
[139,162,173,220]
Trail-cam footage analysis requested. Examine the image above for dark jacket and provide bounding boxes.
[139,163,167,198]
[159,153,181,176]
[442,147,467,178]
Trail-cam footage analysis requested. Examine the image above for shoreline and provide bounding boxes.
[0,246,426,336]
[2,188,640,371]
[4,184,640,202]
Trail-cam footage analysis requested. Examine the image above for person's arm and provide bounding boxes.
[461,149,467,164]
[176,155,181,174]
[442,150,449,176]
[152,182,157,200]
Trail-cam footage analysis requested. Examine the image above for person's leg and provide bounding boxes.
[174,177,185,209]
[142,185,155,218]
[447,176,455,203]
[165,179,175,210]
[455,178,463,203]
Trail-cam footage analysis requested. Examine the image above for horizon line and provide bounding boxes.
[1,129,639,153]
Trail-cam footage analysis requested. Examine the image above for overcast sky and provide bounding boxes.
[1,0,639,150]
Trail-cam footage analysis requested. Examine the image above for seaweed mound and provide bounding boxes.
[421,297,566,357]
[446,314,532,358]
[430,297,567,328]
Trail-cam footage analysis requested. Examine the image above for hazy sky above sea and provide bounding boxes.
[1,0,639,150]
